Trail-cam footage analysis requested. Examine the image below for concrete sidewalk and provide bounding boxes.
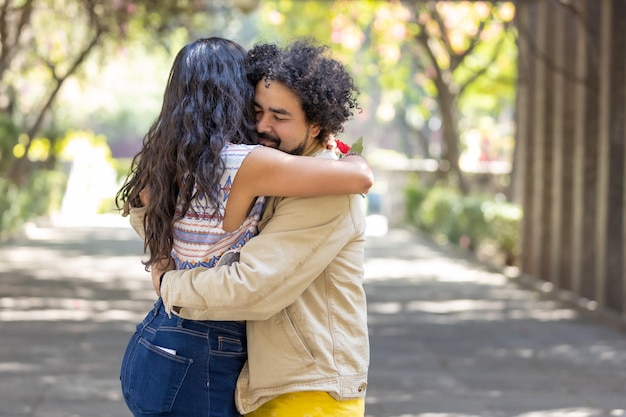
[0,215,625,417]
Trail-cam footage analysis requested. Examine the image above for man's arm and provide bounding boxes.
[160,194,359,321]
[126,206,147,240]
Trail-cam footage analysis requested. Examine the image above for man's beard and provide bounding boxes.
[257,131,308,156]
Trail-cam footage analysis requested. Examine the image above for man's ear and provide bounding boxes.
[310,124,321,138]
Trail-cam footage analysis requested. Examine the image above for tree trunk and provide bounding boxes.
[435,77,468,194]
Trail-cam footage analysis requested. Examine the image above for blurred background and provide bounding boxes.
[1,0,624,322]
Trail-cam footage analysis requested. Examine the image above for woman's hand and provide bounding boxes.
[139,186,151,206]
[151,258,175,296]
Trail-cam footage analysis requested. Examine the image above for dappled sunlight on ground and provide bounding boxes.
[362,229,626,417]
[364,256,507,284]
[367,297,578,323]
[0,299,152,322]
[0,214,155,324]
[2,218,626,416]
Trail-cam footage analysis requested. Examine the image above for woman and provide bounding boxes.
[116,37,372,417]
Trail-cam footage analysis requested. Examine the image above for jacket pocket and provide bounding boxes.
[122,336,193,414]
[280,309,315,363]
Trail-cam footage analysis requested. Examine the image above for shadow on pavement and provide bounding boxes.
[0,220,625,417]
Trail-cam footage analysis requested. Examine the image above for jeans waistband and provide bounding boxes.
[150,297,246,335]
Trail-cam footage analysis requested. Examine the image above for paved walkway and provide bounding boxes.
[0,215,625,417]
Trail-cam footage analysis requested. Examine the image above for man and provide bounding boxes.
[154,39,369,417]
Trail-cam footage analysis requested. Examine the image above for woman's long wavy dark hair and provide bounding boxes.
[116,37,257,269]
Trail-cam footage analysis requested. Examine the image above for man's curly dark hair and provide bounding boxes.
[246,38,360,143]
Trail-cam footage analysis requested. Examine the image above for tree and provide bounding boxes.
[0,0,257,186]
[407,2,516,193]
[257,0,517,194]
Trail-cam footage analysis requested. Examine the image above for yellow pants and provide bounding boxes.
[245,391,364,417]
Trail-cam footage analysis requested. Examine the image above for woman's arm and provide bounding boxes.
[236,145,373,199]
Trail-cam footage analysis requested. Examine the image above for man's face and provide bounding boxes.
[253,80,321,155]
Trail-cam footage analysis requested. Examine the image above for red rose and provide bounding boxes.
[336,140,351,154]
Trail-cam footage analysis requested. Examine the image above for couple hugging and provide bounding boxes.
[117,36,372,417]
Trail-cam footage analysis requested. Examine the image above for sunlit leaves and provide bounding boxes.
[24,137,51,161]
[31,1,93,73]
[56,130,111,161]
[331,14,366,51]
[370,2,411,67]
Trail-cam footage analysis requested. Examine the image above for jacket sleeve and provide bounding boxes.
[126,206,147,241]
[160,194,357,320]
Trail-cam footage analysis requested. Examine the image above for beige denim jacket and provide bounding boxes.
[151,192,370,414]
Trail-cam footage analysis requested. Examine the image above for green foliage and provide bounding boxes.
[481,199,523,265]
[259,1,517,166]
[97,197,119,214]
[457,27,518,118]
[0,115,19,172]
[350,137,364,155]
[1,0,254,179]
[405,174,429,225]
[0,129,118,238]
[0,0,263,237]
[0,169,67,238]
[406,182,522,266]
[417,187,462,240]
[112,158,135,184]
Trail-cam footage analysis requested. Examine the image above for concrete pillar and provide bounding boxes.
[513,2,529,217]
[571,0,588,297]
[549,1,565,288]
[558,1,580,292]
[530,1,547,277]
[518,2,537,276]
[604,0,626,313]
[579,0,602,301]
[594,0,612,309]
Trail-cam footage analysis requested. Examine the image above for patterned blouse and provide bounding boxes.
[171,143,266,270]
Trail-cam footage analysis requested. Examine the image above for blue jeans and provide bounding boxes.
[120,298,246,417]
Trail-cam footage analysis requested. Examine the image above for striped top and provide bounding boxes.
[171,143,266,270]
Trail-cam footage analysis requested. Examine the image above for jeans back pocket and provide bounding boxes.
[123,336,193,414]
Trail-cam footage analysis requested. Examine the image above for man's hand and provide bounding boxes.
[151,258,175,296]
